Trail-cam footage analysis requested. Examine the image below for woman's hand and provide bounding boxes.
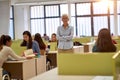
[26,56,34,59]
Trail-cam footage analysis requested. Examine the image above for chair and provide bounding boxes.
[2,74,10,80]
[40,49,46,55]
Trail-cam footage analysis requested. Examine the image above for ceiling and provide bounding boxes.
[0,0,107,5]
[10,0,100,5]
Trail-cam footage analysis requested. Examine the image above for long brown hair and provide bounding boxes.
[96,28,116,52]
[34,33,46,50]
[0,37,3,51]
[21,31,32,49]
[0,35,11,51]
[0,35,11,45]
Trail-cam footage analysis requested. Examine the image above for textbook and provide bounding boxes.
[24,49,35,57]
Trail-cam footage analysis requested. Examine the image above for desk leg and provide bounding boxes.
[47,54,57,68]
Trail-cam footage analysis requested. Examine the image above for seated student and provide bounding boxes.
[21,31,40,57]
[92,28,116,52]
[42,33,49,41]
[49,33,57,42]
[0,35,29,67]
[34,33,46,55]
[0,35,32,77]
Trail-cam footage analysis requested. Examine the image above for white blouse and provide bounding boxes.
[0,46,26,67]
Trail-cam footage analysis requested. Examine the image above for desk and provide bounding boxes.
[3,59,36,80]
[73,46,84,53]
[29,68,113,80]
[35,56,46,75]
[83,43,94,52]
[47,51,57,68]
[0,68,2,80]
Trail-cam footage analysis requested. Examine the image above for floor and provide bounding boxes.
[29,68,113,80]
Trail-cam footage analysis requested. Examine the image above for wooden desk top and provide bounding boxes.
[0,68,2,70]
[5,58,35,63]
[48,51,58,54]
[29,68,113,80]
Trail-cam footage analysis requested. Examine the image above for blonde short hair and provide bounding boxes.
[61,14,69,19]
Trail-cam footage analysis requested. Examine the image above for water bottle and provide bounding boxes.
[91,37,93,43]
[46,43,50,54]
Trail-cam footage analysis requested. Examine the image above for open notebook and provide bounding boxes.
[24,49,35,57]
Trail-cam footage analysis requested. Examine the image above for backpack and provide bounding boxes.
[73,41,82,46]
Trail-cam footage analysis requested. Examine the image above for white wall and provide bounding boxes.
[14,5,30,39]
[0,0,10,36]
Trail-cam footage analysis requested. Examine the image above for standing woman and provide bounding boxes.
[34,33,46,55]
[0,35,27,68]
[92,28,116,52]
[21,31,40,57]
[57,14,74,53]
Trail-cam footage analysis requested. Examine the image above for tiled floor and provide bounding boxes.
[29,68,113,80]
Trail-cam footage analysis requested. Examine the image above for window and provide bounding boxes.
[60,4,68,16]
[30,6,45,35]
[45,5,60,37]
[30,4,69,37]
[77,17,91,36]
[93,16,108,35]
[93,2,108,14]
[92,1,112,36]
[110,15,114,34]
[118,1,120,35]
[30,1,118,37]
[9,6,14,39]
[70,4,76,36]
[31,6,44,18]
[75,3,91,36]
[77,3,91,15]
[31,19,45,35]
[45,5,59,17]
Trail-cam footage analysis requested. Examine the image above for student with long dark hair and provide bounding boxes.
[34,33,46,50]
[0,35,27,68]
[92,28,116,52]
[34,33,46,55]
[21,31,40,57]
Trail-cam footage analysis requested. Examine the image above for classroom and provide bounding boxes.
[0,0,120,80]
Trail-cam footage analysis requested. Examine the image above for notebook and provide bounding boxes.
[24,49,35,57]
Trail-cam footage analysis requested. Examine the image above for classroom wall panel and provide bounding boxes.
[0,0,10,36]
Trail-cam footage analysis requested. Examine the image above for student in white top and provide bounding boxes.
[0,35,30,68]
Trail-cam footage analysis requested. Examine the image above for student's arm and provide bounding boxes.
[7,47,26,60]
[32,41,40,56]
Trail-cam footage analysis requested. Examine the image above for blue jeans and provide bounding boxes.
[2,69,11,77]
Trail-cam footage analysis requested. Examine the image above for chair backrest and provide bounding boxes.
[58,52,115,75]
[40,49,46,55]
[115,44,120,51]
[49,42,57,51]
[2,74,10,80]
[72,37,91,43]
[112,51,120,80]
[11,40,26,55]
